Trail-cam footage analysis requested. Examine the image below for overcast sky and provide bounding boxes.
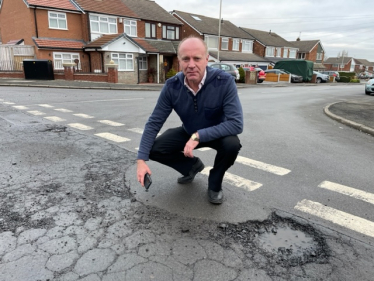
[155,0,374,62]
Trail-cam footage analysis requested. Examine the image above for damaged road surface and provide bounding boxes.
[1,105,373,281]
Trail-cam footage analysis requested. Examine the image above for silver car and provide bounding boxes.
[313,71,329,83]
[209,63,240,80]
[365,79,374,95]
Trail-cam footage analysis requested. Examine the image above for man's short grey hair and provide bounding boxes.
[177,36,209,57]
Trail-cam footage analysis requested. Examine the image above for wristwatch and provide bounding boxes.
[191,132,199,142]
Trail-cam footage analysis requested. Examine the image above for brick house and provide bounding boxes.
[171,10,268,68]
[289,39,326,71]
[323,57,355,72]
[239,28,298,64]
[0,0,183,83]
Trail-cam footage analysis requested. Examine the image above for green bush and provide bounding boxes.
[339,72,355,78]
[350,79,360,83]
[339,76,351,83]
[166,68,177,80]
[238,67,245,83]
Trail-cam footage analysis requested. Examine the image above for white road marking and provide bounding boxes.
[201,166,262,191]
[3,102,15,105]
[319,181,374,205]
[135,147,139,151]
[0,99,3,101]
[27,110,45,116]
[13,105,28,110]
[98,120,125,127]
[236,155,291,175]
[44,116,66,122]
[128,128,144,134]
[197,147,212,151]
[38,104,54,108]
[95,133,130,143]
[68,98,144,104]
[73,113,94,119]
[55,108,73,113]
[295,199,374,238]
[68,123,93,131]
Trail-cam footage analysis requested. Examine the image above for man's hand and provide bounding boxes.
[183,139,199,158]
[137,160,151,187]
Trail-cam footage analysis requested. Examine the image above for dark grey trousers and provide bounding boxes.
[149,126,242,191]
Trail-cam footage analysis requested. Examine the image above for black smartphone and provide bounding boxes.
[144,173,152,191]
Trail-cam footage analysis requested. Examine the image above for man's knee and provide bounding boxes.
[222,135,242,154]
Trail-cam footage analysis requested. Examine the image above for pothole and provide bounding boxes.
[214,212,330,268]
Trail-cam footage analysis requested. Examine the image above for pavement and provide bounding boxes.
[0,78,373,281]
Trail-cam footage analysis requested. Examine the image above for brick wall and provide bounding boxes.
[253,41,265,57]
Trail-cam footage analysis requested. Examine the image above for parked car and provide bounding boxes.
[313,71,329,83]
[320,71,340,81]
[359,72,374,79]
[209,63,240,80]
[264,69,303,83]
[243,67,266,83]
[365,78,374,95]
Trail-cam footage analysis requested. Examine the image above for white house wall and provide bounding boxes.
[102,38,145,54]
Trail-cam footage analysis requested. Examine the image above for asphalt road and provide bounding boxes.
[1,83,374,280]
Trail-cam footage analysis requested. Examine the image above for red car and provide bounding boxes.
[243,67,266,83]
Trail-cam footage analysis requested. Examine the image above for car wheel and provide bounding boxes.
[316,78,322,83]
[257,79,263,83]
[365,90,370,95]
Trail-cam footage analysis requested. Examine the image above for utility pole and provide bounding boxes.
[217,0,222,61]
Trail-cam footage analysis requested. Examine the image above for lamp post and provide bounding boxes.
[217,0,222,61]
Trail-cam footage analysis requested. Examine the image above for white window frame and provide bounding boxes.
[242,40,252,53]
[53,52,80,70]
[145,23,156,38]
[124,20,137,37]
[111,53,134,71]
[316,53,323,60]
[289,49,297,58]
[205,36,219,50]
[90,14,117,34]
[49,11,67,30]
[266,47,275,57]
[233,39,239,51]
[283,48,288,58]
[221,38,229,50]
[139,56,147,70]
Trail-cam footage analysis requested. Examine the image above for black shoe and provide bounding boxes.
[208,189,223,204]
[177,158,205,184]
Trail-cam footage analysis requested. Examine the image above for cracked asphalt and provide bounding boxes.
[1,98,374,280]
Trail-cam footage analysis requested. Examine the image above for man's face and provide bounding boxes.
[178,38,209,86]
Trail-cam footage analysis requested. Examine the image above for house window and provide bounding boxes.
[283,48,288,58]
[233,39,239,51]
[297,53,306,59]
[289,49,297,58]
[49,12,67,30]
[53,52,79,70]
[242,40,252,52]
[90,15,117,34]
[316,53,323,60]
[205,36,218,49]
[276,47,281,57]
[221,38,228,50]
[124,20,137,36]
[145,23,156,38]
[266,47,275,57]
[162,25,179,40]
[139,56,147,70]
[112,53,133,71]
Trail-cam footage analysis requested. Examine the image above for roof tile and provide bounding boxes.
[25,0,80,11]
[74,0,138,17]
[33,38,85,49]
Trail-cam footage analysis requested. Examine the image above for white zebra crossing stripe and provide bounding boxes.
[13,105,28,110]
[95,133,130,143]
[55,108,73,113]
[236,156,291,176]
[201,166,262,191]
[28,110,45,116]
[3,102,15,105]
[98,120,125,126]
[68,123,93,130]
[73,113,94,119]
[128,128,144,134]
[295,199,374,238]
[319,181,374,205]
[197,147,212,151]
[38,104,54,108]
[44,116,66,122]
